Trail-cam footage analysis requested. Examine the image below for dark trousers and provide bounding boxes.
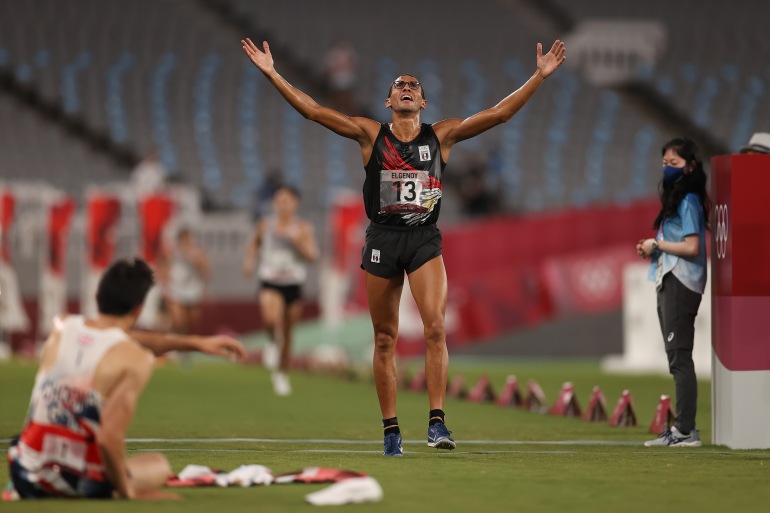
[656,273,702,434]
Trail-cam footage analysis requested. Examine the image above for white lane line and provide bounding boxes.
[112,438,641,446]
[4,437,760,454]
[123,448,585,455]
[125,447,741,456]
[0,437,646,447]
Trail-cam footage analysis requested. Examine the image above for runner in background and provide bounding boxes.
[243,185,319,396]
[159,227,210,365]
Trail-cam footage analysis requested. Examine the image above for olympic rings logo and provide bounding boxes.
[714,204,729,259]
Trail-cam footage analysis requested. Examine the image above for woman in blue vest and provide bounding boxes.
[637,137,710,447]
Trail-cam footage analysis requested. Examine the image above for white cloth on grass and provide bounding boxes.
[215,465,274,487]
[305,477,383,506]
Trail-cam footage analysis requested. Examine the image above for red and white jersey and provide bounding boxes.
[8,315,128,497]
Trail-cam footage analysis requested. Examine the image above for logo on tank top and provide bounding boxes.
[371,249,381,263]
[77,335,94,347]
[418,145,430,162]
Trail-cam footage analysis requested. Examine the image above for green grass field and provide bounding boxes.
[2,357,769,512]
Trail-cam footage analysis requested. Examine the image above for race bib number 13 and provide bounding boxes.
[379,170,429,214]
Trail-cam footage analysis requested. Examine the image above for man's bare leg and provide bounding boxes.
[408,256,448,410]
[367,271,405,456]
[366,272,404,419]
[408,256,454,449]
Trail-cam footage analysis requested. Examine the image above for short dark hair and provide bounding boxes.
[96,258,155,316]
[274,184,301,199]
[387,74,425,100]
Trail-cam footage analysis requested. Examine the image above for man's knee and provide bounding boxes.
[127,452,172,492]
[423,318,446,347]
[141,453,172,478]
[155,454,172,476]
[373,326,398,354]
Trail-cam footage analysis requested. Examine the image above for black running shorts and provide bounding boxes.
[360,223,442,278]
[260,281,302,305]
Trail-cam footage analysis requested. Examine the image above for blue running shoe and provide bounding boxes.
[427,422,456,450]
[383,432,403,456]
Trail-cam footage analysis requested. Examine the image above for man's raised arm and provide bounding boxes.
[241,38,377,145]
[435,40,566,152]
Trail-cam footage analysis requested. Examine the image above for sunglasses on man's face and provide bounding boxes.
[392,80,421,90]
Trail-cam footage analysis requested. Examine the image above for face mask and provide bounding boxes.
[662,165,685,183]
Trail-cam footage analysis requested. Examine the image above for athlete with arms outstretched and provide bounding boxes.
[242,37,566,456]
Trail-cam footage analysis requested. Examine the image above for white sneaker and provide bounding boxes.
[262,342,279,371]
[644,426,702,447]
[272,371,292,396]
[305,477,383,506]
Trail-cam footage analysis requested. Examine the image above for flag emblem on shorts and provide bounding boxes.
[418,145,430,161]
[371,249,381,263]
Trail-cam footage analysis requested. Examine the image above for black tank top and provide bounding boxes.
[363,123,445,227]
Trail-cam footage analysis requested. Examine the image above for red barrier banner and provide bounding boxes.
[329,192,366,274]
[390,199,660,355]
[0,187,29,333]
[47,197,75,276]
[139,194,174,265]
[39,194,75,333]
[87,193,121,269]
[321,191,368,328]
[541,244,638,316]
[0,190,14,264]
[81,192,122,317]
